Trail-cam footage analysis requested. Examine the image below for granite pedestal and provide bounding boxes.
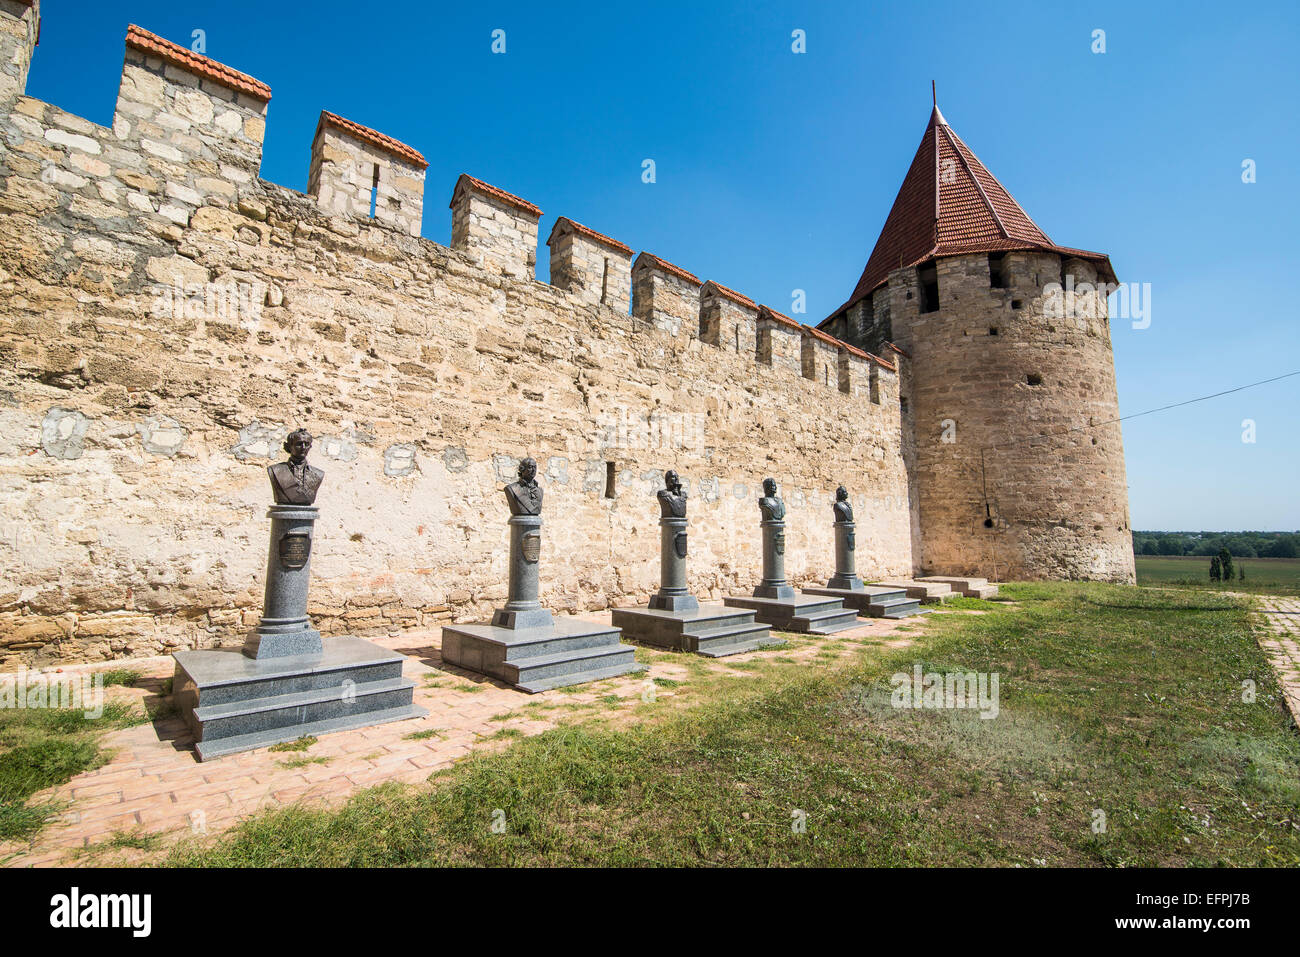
[174,483,424,761]
[725,509,858,635]
[826,518,864,591]
[244,504,323,659]
[802,584,927,618]
[723,593,860,635]
[174,637,425,761]
[612,513,779,656]
[441,507,644,692]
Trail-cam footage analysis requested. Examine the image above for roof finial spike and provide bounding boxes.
[930,82,947,128]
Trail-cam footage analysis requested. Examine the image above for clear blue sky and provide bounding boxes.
[24,0,1300,531]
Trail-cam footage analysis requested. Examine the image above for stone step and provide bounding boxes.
[506,642,642,687]
[611,603,774,656]
[193,676,418,742]
[860,588,908,603]
[678,611,766,633]
[918,575,988,588]
[876,580,954,602]
[804,584,917,617]
[873,603,930,620]
[916,576,999,598]
[498,625,625,660]
[173,638,406,707]
[723,595,860,636]
[867,595,925,618]
[442,616,645,692]
[515,659,648,694]
[696,636,786,658]
[193,703,427,762]
[792,609,861,635]
[689,623,780,655]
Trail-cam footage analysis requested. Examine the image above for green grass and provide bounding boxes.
[0,701,146,842]
[268,736,317,753]
[163,582,1300,866]
[1136,555,1300,597]
[276,756,332,769]
[98,669,143,688]
[404,729,445,742]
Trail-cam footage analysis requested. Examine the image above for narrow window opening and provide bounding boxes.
[899,396,909,414]
[604,462,616,499]
[1026,372,1043,386]
[988,252,1008,289]
[734,324,740,353]
[988,326,999,336]
[1012,299,1023,310]
[369,163,379,218]
[918,264,940,313]
[600,257,610,304]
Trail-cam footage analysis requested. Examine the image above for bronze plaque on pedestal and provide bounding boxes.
[521,531,541,563]
[674,532,688,558]
[774,531,785,555]
[279,533,311,570]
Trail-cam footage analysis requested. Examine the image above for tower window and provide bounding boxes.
[988,252,1008,289]
[1027,372,1043,386]
[1012,299,1023,310]
[369,163,379,218]
[600,257,610,304]
[604,462,616,498]
[918,264,939,314]
[989,327,999,336]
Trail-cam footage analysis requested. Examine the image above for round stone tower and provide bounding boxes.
[820,105,1135,583]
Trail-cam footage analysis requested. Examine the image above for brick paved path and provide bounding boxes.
[1253,596,1300,725]
[1,612,920,867]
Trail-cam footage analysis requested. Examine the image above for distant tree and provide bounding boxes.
[1210,556,1221,582]
[1158,534,1187,555]
[1265,537,1298,559]
[1225,537,1257,558]
[1218,547,1234,583]
[1140,540,1159,556]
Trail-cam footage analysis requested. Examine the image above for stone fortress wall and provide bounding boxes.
[0,7,913,667]
[825,247,1135,583]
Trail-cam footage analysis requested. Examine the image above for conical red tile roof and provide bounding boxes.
[824,106,1114,323]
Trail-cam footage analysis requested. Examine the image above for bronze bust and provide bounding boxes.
[268,429,324,505]
[758,477,785,522]
[657,469,687,518]
[505,457,543,516]
[833,485,854,523]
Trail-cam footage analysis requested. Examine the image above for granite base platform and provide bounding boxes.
[610,604,782,657]
[172,636,427,761]
[916,576,1000,599]
[877,580,955,603]
[440,616,645,693]
[802,584,928,619]
[722,594,859,635]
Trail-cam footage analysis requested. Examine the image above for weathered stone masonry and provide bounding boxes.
[0,13,909,667]
[821,104,1134,584]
